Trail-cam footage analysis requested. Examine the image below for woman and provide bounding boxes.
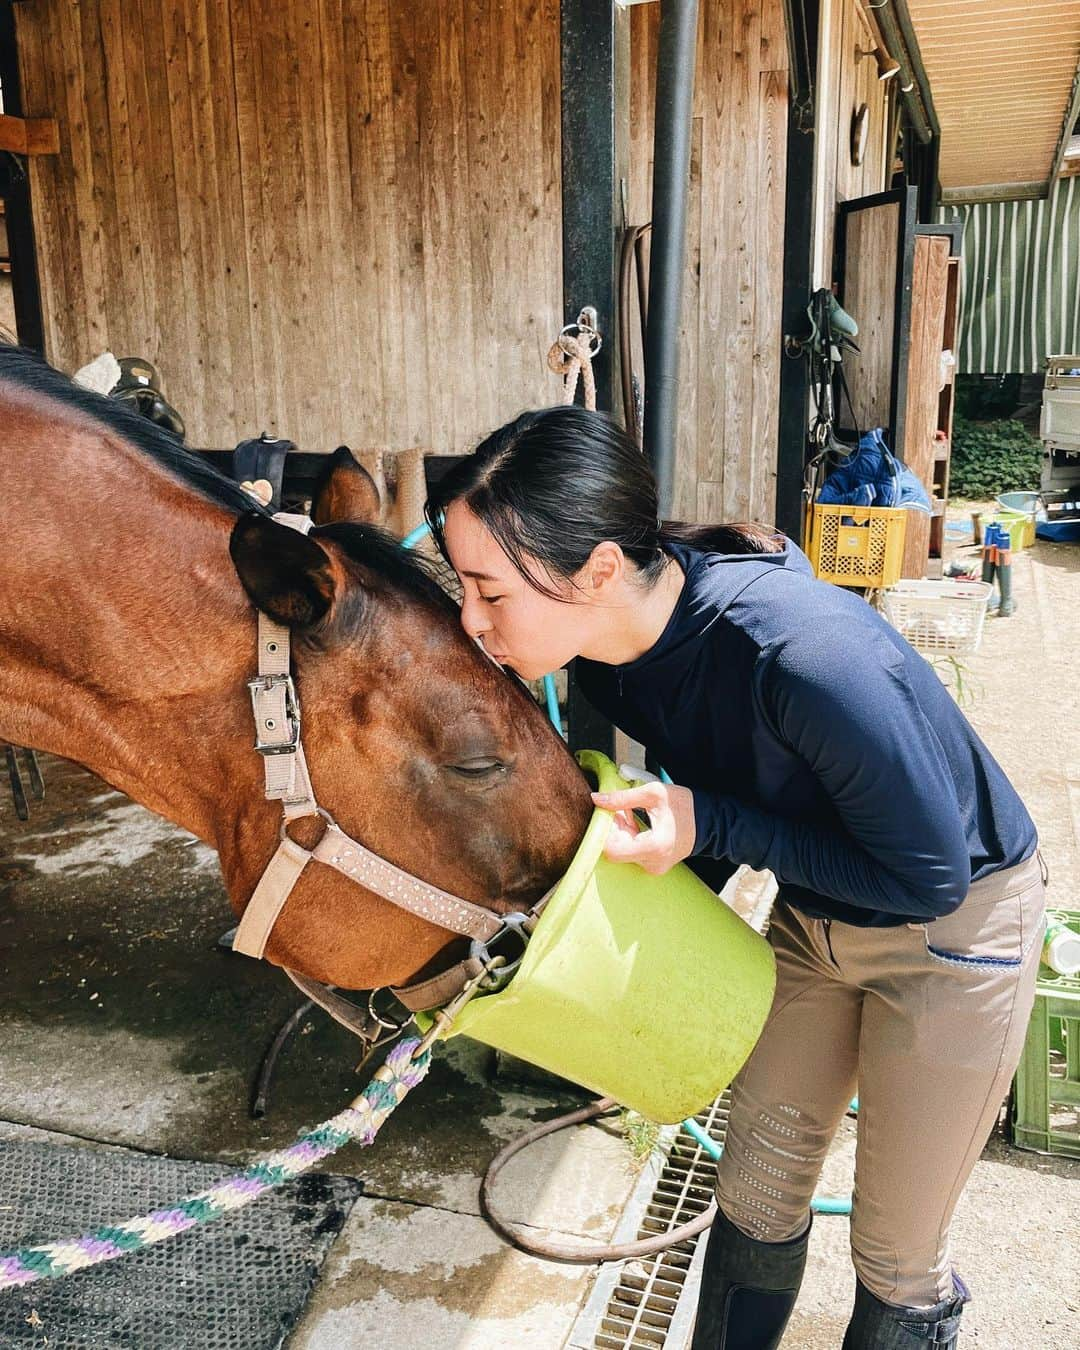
[425,406,1045,1350]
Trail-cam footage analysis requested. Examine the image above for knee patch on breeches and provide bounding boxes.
[716,1102,823,1243]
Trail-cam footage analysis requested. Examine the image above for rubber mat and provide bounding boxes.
[0,1138,361,1348]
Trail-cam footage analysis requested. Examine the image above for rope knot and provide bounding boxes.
[548,307,602,411]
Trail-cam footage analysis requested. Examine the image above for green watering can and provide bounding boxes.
[442,751,777,1123]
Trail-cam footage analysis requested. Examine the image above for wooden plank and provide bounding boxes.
[136,0,200,406]
[159,0,212,426]
[388,0,431,449]
[48,0,100,364]
[673,116,702,524]
[0,113,59,156]
[417,0,474,452]
[722,0,762,521]
[694,0,731,502]
[840,202,898,433]
[202,0,258,437]
[113,0,163,378]
[293,0,339,445]
[751,68,787,525]
[759,0,789,72]
[314,0,359,445]
[507,0,560,427]
[461,0,503,442]
[536,0,563,416]
[338,0,391,447]
[232,0,288,439]
[95,0,150,370]
[900,233,950,578]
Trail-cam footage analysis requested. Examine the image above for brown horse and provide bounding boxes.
[0,346,592,995]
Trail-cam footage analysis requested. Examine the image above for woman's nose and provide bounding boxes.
[460,592,492,641]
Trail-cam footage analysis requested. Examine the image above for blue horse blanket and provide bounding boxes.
[818,428,932,512]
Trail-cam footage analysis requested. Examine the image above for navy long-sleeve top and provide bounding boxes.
[576,540,1037,927]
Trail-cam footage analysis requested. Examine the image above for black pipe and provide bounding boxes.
[643,0,700,519]
[872,0,937,147]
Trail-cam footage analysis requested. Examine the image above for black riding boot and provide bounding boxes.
[842,1274,969,1348]
[689,1206,810,1350]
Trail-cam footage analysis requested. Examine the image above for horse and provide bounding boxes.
[0,346,592,1005]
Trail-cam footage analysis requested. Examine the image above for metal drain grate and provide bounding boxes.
[569,867,776,1350]
[568,1093,731,1350]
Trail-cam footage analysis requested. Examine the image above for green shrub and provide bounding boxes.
[949,417,1042,499]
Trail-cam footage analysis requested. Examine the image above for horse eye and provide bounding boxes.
[450,757,506,779]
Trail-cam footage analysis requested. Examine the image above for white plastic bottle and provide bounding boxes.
[1041,920,1080,977]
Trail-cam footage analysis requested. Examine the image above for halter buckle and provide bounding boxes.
[248,672,301,755]
[468,910,532,992]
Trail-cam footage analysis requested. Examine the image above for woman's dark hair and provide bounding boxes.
[425,406,784,599]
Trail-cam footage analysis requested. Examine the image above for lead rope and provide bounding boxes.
[548,307,601,412]
[0,1037,431,1290]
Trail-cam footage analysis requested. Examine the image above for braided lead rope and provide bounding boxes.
[547,310,600,413]
[0,1037,431,1291]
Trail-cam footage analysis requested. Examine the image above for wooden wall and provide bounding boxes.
[14,0,562,452]
[629,0,789,527]
[812,0,893,287]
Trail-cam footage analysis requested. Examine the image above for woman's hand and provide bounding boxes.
[590,781,697,875]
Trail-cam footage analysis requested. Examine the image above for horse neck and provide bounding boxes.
[0,402,259,844]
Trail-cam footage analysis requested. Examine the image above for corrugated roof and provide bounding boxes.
[906,0,1080,196]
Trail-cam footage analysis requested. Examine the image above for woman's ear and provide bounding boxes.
[586,540,625,595]
[229,512,339,628]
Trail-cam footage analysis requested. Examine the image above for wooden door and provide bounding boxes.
[835,191,962,579]
[900,228,960,576]
[834,187,918,457]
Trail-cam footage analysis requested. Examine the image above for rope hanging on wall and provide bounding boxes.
[547,307,602,412]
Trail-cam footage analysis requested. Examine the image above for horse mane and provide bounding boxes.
[0,342,268,517]
[0,343,450,610]
[314,521,459,617]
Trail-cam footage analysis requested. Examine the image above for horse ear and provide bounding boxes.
[229,512,338,629]
[311,445,381,525]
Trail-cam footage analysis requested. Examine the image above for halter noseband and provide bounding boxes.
[231,514,541,1038]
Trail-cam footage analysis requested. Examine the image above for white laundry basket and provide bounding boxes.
[881,579,993,656]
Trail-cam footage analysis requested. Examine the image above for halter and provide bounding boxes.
[231,514,543,1044]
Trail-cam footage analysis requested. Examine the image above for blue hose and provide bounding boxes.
[681,1101,857,1217]
[401,521,433,551]
[400,520,562,733]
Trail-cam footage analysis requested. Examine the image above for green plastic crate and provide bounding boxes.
[1011,909,1080,1158]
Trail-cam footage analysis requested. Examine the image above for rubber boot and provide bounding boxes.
[980,526,997,586]
[841,1273,969,1349]
[996,542,1016,616]
[690,1206,810,1350]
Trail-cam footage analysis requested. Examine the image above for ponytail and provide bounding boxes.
[658,520,786,556]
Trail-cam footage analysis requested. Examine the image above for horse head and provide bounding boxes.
[228,453,594,993]
[0,348,593,1000]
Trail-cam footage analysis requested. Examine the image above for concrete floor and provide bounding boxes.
[0,754,640,1347]
[1,523,1078,1348]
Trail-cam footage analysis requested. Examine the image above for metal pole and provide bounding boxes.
[560,0,627,758]
[643,0,700,519]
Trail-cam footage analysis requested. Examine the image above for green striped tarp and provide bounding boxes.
[938,176,1080,375]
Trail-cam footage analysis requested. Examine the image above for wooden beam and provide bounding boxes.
[0,113,59,157]
[940,181,1049,204]
[1048,61,1080,185]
